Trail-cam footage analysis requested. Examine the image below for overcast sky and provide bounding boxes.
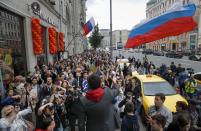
[86,0,149,30]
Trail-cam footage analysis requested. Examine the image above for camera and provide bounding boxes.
[47,105,54,111]
[126,93,132,99]
[41,99,48,106]
[66,89,81,103]
[187,68,194,75]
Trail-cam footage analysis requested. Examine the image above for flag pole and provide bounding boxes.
[110,0,113,59]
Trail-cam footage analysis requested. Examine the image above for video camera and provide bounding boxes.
[187,68,194,75]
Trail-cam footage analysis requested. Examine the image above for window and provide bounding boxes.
[6,13,8,18]
[2,11,4,17]
[11,24,13,30]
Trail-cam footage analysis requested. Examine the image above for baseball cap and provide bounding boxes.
[1,97,14,107]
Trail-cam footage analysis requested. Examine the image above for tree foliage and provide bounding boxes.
[89,24,104,49]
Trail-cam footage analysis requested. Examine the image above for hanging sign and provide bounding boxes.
[31,2,58,27]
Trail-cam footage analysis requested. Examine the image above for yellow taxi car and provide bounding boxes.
[132,74,187,120]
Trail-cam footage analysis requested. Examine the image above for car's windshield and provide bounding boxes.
[143,82,176,96]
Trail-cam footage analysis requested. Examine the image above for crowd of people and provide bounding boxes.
[0,50,200,131]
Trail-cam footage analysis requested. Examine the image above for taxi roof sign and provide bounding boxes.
[117,59,129,63]
[146,74,152,77]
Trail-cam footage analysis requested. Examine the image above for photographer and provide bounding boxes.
[118,91,137,118]
[36,116,55,131]
[40,85,67,131]
[36,102,55,130]
[65,87,85,131]
[51,93,67,131]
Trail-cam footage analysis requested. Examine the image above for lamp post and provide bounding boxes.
[110,0,113,59]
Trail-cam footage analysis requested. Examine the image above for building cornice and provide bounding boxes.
[38,0,60,18]
[146,0,165,11]
[38,0,69,25]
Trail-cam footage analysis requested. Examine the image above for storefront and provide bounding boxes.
[0,1,66,91]
[0,7,26,78]
[189,33,197,50]
[30,2,66,67]
[161,43,166,51]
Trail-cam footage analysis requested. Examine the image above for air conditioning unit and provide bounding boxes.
[49,0,56,5]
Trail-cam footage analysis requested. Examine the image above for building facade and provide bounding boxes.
[99,29,130,49]
[100,29,110,48]
[146,0,200,51]
[70,0,87,54]
[112,30,130,49]
[0,0,86,81]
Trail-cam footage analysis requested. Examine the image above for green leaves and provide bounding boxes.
[89,25,104,50]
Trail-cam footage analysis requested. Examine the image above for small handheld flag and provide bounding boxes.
[83,17,95,36]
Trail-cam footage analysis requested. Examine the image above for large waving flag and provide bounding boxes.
[125,3,197,48]
[83,17,95,36]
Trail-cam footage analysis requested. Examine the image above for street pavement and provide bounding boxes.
[113,50,201,73]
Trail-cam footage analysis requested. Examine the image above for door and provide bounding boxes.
[36,26,48,67]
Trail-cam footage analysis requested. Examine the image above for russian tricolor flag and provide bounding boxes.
[83,17,95,36]
[125,3,197,48]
